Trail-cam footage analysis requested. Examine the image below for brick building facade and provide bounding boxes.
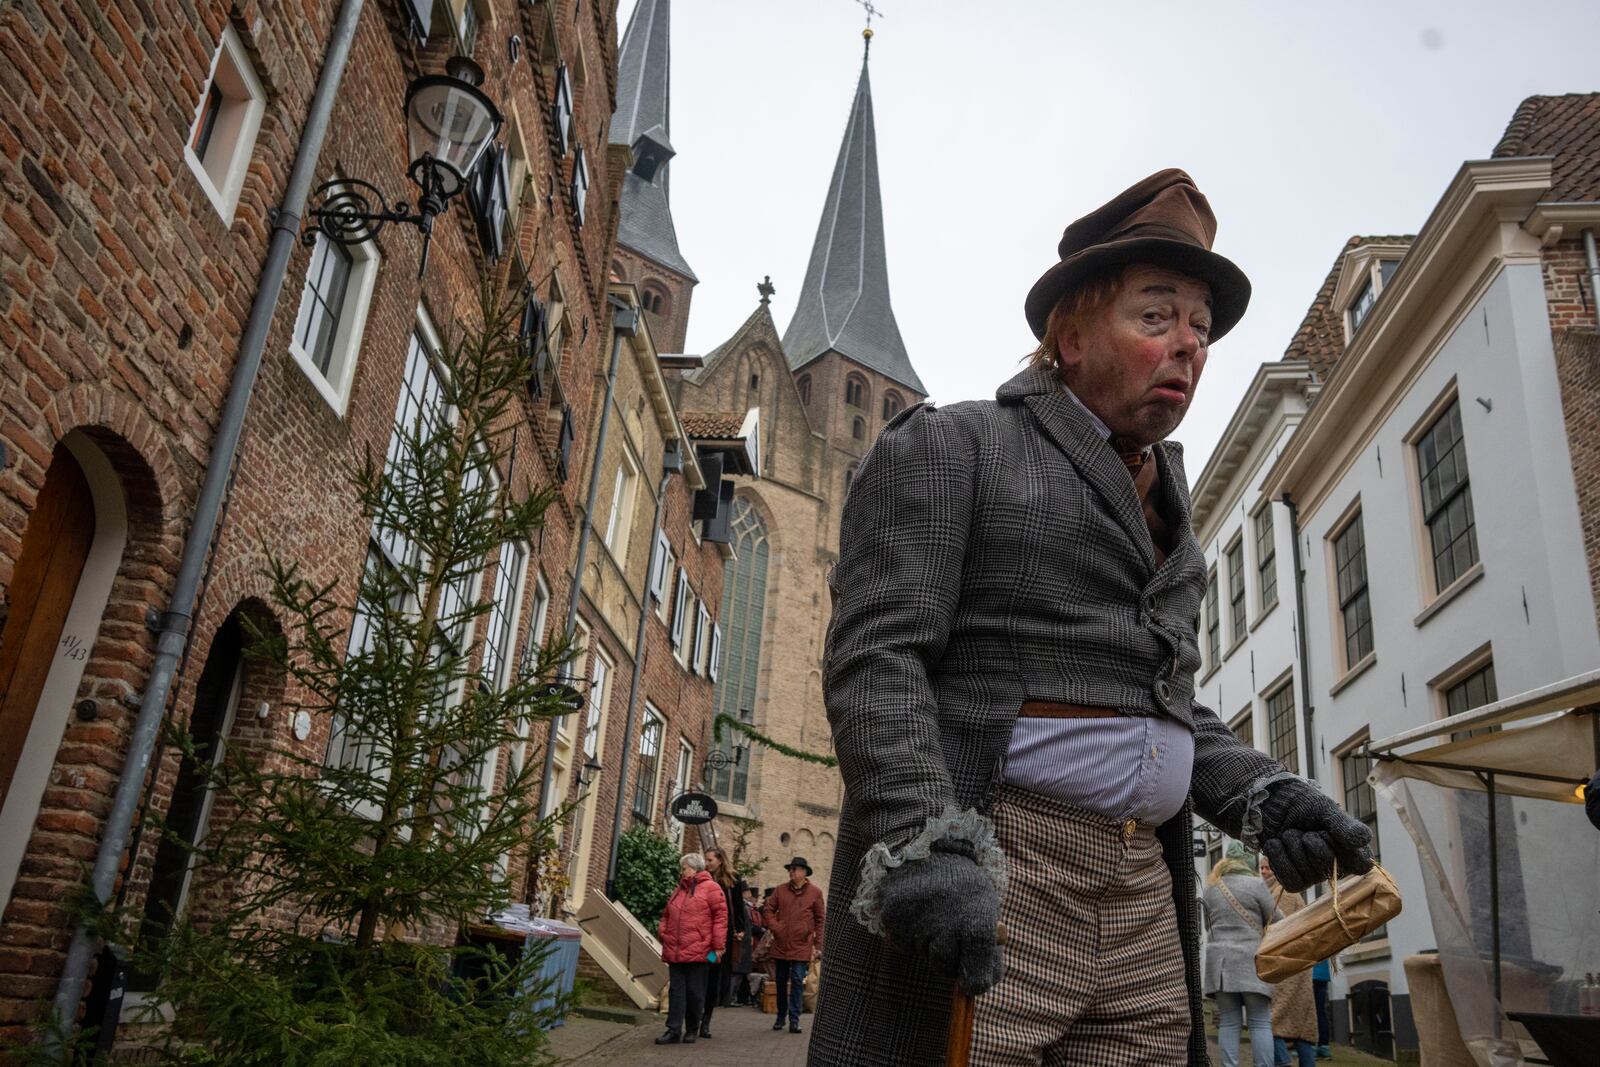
[0,0,728,1039]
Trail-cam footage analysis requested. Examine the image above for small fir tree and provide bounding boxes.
[130,288,578,1066]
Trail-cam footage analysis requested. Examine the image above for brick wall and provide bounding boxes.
[1544,238,1600,631]
[0,0,626,1037]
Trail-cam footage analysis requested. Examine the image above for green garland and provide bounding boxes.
[714,713,838,768]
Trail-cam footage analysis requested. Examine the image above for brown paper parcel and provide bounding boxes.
[1256,864,1402,983]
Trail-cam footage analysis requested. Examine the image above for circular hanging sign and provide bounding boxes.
[669,791,718,826]
[537,682,585,712]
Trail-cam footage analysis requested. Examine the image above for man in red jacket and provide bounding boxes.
[657,853,728,1045]
[762,857,825,1035]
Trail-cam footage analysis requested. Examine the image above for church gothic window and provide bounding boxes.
[882,391,903,420]
[798,374,811,405]
[710,497,768,806]
[852,416,865,441]
[845,375,867,409]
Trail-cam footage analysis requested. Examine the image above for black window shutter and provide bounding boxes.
[557,405,574,481]
[691,452,723,520]
[521,293,548,395]
[470,143,507,261]
[704,480,735,543]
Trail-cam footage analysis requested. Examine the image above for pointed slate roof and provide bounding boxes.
[781,51,925,395]
[609,0,696,281]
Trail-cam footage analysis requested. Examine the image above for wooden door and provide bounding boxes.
[0,444,96,808]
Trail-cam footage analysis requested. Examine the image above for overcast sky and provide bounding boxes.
[617,0,1600,480]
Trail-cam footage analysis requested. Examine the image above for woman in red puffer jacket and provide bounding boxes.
[655,853,728,1045]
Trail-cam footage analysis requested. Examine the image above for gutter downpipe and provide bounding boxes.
[1280,492,1318,785]
[538,301,638,823]
[1583,229,1600,328]
[604,462,674,898]
[47,0,368,1044]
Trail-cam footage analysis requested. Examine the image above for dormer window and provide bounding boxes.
[1338,246,1407,341]
[1349,277,1377,334]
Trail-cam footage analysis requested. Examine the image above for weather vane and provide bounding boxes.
[855,0,882,55]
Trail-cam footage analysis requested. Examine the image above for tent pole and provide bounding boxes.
[1486,770,1502,1036]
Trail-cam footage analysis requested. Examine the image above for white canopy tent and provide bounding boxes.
[1368,669,1600,1067]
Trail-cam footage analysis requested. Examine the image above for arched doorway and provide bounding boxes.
[127,612,247,992]
[0,433,129,912]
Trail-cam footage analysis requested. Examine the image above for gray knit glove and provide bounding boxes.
[1259,779,1374,892]
[878,841,1004,995]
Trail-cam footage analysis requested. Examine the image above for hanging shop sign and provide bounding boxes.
[669,791,718,826]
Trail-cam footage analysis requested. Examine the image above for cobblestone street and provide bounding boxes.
[545,1007,1393,1066]
[547,1006,813,1066]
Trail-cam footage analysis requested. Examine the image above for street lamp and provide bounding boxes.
[304,56,502,278]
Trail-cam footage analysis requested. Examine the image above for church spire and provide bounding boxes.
[781,31,924,396]
[609,0,696,281]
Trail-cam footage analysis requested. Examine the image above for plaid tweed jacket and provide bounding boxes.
[809,364,1283,1067]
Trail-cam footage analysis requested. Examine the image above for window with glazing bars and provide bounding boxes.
[293,235,353,375]
[632,710,662,822]
[1341,740,1385,938]
[1255,507,1277,611]
[1341,744,1380,859]
[480,542,526,691]
[1227,539,1246,644]
[1446,661,1499,741]
[1204,568,1220,667]
[1267,682,1298,774]
[710,497,767,805]
[1334,512,1373,667]
[1417,398,1478,592]
[1230,710,1253,748]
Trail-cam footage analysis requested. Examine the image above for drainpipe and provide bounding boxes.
[604,458,676,898]
[1279,492,1318,785]
[46,0,368,1046]
[537,301,638,822]
[1583,229,1600,329]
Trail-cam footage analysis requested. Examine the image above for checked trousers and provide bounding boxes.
[968,785,1190,1066]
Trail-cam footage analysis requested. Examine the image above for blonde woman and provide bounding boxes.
[1202,843,1281,1067]
[700,846,749,1038]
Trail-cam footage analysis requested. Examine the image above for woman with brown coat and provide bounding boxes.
[1262,854,1319,1067]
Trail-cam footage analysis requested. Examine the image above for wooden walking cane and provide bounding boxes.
[945,923,1008,1067]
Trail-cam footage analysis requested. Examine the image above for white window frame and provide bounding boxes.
[288,221,381,416]
[708,623,722,682]
[571,145,590,224]
[509,571,551,778]
[604,449,639,557]
[692,602,710,676]
[583,646,613,763]
[482,541,530,693]
[553,64,574,156]
[669,738,694,846]
[670,566,689,653]
[649,530,671,604]
[184,25,267,225]
[633,705,664,823]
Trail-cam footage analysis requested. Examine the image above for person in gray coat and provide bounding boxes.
[1202,845,1281,1067]
[810,169,1375,1067]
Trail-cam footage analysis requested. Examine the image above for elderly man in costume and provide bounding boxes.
[810,170,1374,1066]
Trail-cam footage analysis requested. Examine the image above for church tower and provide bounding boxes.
[609,0,697,353]
[782,30,927,463]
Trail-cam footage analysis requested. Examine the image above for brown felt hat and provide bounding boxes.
[1025,168,1251,342]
